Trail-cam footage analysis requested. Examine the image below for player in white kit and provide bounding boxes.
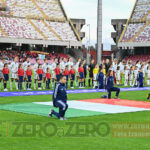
[129,66,134,86]
[42,59,50,89]
[75,58,81,87]
[124,66,129,86]
[51,58,58,88]
[60,58,66,74]
[67,58,74,71]
[115,66,121,86]
[23,58,31,90]
[33,59,40,89]
[0,58,5,90]
[147,66,150,85]
[133,66,139,86]
[10,57,19,90]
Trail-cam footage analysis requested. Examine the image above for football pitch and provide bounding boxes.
[0,90,150,150]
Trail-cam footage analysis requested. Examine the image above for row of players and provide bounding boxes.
[0,57,149,91]
[0,57,93,91]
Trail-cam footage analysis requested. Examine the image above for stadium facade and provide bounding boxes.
[0,0,82,49]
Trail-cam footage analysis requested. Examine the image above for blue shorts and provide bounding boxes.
[79,72,84,79]
[56,75,60,82]
[4,74,9,81]
[27,76,32,82]
[38,74,43,81]
[65,75,69,81]
[19,76,23,82]
[71,74,75,81]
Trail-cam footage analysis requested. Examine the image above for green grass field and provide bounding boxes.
[0,90,150,150]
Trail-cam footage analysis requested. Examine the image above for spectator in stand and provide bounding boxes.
[52,51,55,56]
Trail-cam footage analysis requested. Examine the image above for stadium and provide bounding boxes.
[0,0,150,150]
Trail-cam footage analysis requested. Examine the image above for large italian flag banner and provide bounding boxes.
[0,99,150,118]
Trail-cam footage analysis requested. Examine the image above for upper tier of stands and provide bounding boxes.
[119,0,150,44]
[4,0,65,20]
[0,0,79,43]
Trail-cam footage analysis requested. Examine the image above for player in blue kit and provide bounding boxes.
[49,76,68,120]
[106,70,120,99]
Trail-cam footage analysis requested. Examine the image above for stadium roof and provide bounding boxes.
[118,0,150,48]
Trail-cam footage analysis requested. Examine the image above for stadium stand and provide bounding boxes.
[124,54,150,63]
[0,0,82,47]
[118,0,150,47]
[0,50,69,64]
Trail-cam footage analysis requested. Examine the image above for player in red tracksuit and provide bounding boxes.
[2,63,9,91]
[70,65,76,88]
[78,64,84,88]
[46,68,51,89]
[26,65,33,90]
[17,64,24,90]
[37,64,44,90]
[63,65,70,88]
[55,64,61,83]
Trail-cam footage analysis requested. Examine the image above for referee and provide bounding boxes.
[88,59,95,87]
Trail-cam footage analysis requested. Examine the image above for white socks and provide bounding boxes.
[34,83,36,89]
[10,82,13,90]
[43,83,45,89]
[15,82,18,90]
[23,82,26,90]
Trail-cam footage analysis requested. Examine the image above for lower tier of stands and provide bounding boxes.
[124,54,150,64]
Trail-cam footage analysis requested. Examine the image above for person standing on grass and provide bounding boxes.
[26,65,32,90]
[42,59,50,90]
[17,64,24,90]
[23,57,31,90]
[0,58,5,90]
[137,68,144,88]
[88,59,95,87]
[106,70,120,99]
[97,67,104,89]
[83,60,87,87]
[51,58,58,89]
[2,63,9,92]
[78,63,84,88]
[63,65,70,89]
[75,58,81,87]
[49,75,68,120]
[37,64,44,90]
[33,59,40,90]
[70,65,75,88]
[55,63,61,84]
[10,57,19,91]
[93,64,99,89]
[46,68,51,89]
